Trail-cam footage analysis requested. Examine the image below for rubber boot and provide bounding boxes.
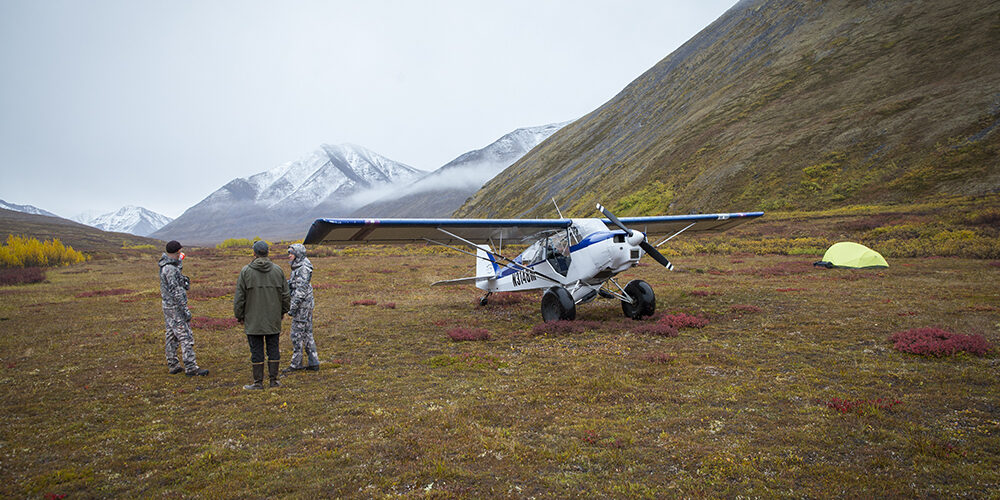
[268,360,281,388]
[306,352,320,371]
[243,362,264,390]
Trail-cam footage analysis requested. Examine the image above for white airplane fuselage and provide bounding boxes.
[476,218,646,303]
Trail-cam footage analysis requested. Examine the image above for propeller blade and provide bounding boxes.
[640,241,674,270]
[596,203,632,236]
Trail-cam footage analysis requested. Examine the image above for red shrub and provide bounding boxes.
[889,327,993,357]
[190,316,240,331]
[657,313,709,329]
[351,299,377,306]
[630,323,679,337]
[76,288,134,298]
[380,302,396,309]
[447,327,490,341]
[0,267,46,286]
[826,397,901,415]
[729,304,762,314]
[988,261,1000,268]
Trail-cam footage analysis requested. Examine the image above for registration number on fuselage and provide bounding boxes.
[511,270,537,287]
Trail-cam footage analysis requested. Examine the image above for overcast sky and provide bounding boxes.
[0,0,737,219]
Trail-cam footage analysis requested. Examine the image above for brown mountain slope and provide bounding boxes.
[456,0,1000,218]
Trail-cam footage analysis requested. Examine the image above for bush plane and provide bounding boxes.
[304,205,762,321]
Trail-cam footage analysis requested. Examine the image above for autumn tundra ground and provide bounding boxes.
[1,243,997,498]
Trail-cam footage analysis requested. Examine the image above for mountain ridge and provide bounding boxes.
[85,206,173,237]
[0,199,59,218]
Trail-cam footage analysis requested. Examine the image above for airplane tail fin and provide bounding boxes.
[476,244,499,279]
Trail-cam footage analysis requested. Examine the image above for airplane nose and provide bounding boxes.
[626,232,645,247]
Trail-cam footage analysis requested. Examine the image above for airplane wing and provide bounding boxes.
[612,212,764,235]
[304,218,572,245]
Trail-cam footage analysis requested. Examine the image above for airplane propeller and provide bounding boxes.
[597,203,674,270]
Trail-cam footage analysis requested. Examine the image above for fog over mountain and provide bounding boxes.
[152,143,426,243]
[352,121,570,217]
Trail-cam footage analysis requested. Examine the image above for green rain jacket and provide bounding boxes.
[234,257,290,335]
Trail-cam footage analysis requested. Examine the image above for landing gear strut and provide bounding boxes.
[479,292,492,307]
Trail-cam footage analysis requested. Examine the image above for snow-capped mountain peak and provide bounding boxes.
[350,120,571,218]
[82,206,174,237]
[214,143,426,211]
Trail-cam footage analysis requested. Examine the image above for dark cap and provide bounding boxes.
[165,240,183,253]
[252,240,269,255]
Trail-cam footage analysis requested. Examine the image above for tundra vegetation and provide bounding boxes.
[1,204,998,497]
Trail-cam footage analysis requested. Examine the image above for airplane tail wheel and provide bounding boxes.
[541,286,576,322]
[621,280,656,320]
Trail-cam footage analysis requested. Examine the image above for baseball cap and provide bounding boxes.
[252,240,269,255]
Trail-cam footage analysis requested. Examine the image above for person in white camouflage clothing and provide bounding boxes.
[159,240,208,376]
[283,243,319,372]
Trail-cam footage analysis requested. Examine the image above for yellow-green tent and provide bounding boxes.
[815,242,888,268]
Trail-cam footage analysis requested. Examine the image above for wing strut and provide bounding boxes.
[654,222,697,248]
[433,228,565,285]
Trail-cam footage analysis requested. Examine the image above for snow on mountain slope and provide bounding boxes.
[83,206,174,237]
[0,199,59,218]
[352,121,570,217]
[151,143,426,243]
[209,143,425,212]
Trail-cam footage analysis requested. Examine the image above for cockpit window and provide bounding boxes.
[518,229,573,275]
[546,229,572,275]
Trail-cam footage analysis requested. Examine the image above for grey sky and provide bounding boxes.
[0,0,736,219]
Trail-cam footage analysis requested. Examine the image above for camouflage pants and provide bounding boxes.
[164,308,199,372]
[289,302,318,368]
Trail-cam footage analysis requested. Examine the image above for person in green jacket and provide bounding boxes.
[234,240,290,389]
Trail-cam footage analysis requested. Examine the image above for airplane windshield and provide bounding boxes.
[519,229,574,276]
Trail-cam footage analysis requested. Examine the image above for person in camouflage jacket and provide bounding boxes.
[283,243,319,372]
[159,240,208,376]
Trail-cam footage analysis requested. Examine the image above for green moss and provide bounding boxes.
[613,181,675,216]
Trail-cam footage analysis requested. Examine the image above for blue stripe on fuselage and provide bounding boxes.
[570,230,624,253]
